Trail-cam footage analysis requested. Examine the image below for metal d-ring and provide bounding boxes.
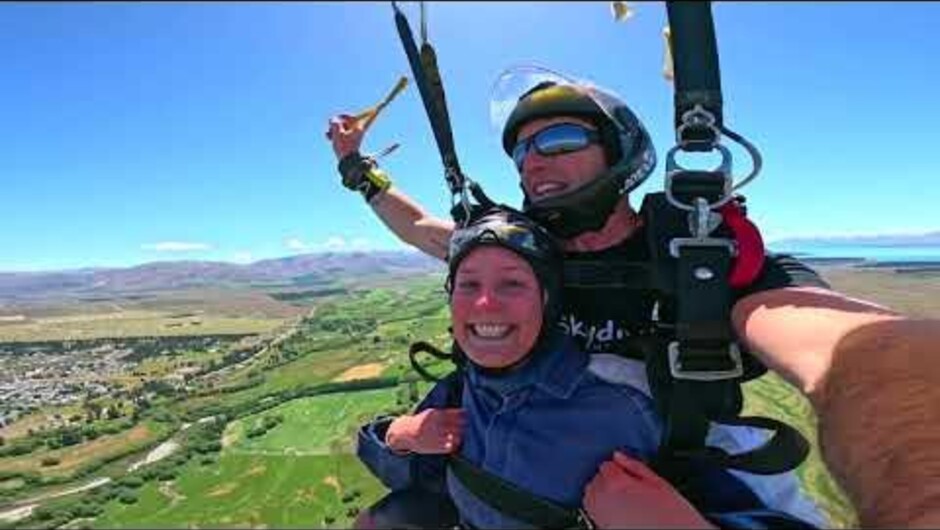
[664,142,735,212]
[720,125,763,193]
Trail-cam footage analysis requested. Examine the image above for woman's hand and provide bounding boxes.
[583,451,715,529]
[385,408,465,455]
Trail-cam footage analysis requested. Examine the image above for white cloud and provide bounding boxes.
[141,241,212,252]
[284,235,377,253]
[285,238,312,252]
[350,237,370,249]
[324,236,347,251]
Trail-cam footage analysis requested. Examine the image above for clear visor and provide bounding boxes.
[487,63,628,138]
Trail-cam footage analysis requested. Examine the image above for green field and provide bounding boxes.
[224,389,400,455]
[92,454,383,529]
[91,390,410,529]
[7,266,938,529]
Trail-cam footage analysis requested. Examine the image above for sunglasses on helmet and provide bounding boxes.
[511,123,601,171]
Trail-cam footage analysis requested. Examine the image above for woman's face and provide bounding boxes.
[450,246,544,369]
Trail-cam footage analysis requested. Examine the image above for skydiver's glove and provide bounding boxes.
[338,151,392,203]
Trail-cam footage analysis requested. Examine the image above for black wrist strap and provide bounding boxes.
[337,151,389,203]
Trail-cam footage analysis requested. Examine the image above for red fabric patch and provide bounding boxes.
[719,201,765,288]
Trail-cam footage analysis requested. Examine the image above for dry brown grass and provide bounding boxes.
[207,483,238,498]
[0,287,311,342]
[817,267,940,318]
[330,362,385,382]
[0,423,155,476]
[322,475,341,495]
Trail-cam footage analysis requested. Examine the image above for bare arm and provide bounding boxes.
[327,114,453,261]
[369,186,453,262]
[733,286,940,527]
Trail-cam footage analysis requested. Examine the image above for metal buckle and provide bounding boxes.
[668,341,744,381]
[669,237,736,259]
[664,147,735,213]
[676,104,721,149]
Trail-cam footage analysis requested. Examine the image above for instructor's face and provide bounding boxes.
[516,116,608,202]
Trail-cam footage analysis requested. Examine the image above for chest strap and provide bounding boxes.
[449,454,593,529]
[563,260,654,290]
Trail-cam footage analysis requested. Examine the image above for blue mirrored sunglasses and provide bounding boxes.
[511,123,601,170]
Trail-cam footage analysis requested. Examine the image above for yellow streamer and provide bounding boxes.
[662,26,675,82]
[354,75,409,132]
[610,1,634,22]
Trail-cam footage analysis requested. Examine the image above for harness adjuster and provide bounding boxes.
[668,341,744,381]
[668,237,735,259]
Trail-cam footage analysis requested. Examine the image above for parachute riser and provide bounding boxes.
[391,1,493,227]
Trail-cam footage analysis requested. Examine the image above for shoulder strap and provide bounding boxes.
[640,190,810,477]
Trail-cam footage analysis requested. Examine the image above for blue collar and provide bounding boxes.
[466,332,586,400]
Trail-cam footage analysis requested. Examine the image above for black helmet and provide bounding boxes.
[500,78,657,238]
[446,206,564,369]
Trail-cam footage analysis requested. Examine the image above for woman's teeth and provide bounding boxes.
[471,323,511,339]
[533,182,565,197]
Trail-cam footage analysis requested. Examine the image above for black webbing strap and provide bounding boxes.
[673,245,736,371]
[562,260,653,289]
[391,2,463,195]
[408,341,457,383]
[448,454,591,529]
[648,346,811,478]
[434,366,589,528]
[666,1,723,151]
[641,181,809,476]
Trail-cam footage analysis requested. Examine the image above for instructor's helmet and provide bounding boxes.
[491,65,657,238]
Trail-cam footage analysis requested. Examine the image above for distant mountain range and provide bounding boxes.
[4,231,938,302]
[770,231,940,247]
[0,251,444,301]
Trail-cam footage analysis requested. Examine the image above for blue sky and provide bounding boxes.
[1,2,938,272]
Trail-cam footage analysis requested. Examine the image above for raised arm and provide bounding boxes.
[732,286,940,527]
[327,114,453,261]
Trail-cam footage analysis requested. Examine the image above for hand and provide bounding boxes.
[385,408,465,455]
[583,451,715,529]
[326,113,367,160]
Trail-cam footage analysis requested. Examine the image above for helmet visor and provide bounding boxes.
[488,64,628,142]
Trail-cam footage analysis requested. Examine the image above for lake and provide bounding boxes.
[766,245,940,264]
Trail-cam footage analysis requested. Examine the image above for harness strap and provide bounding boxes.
[408,341,457,382]
[391,2,463,194]
[449,454,593,529]
[563,260,653,289]
[665,1,723,151]
[639,181,808,475]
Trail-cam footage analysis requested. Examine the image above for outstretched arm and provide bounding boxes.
[733,286,940,527]
[369,186,453,261]
[327,114,453,261]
